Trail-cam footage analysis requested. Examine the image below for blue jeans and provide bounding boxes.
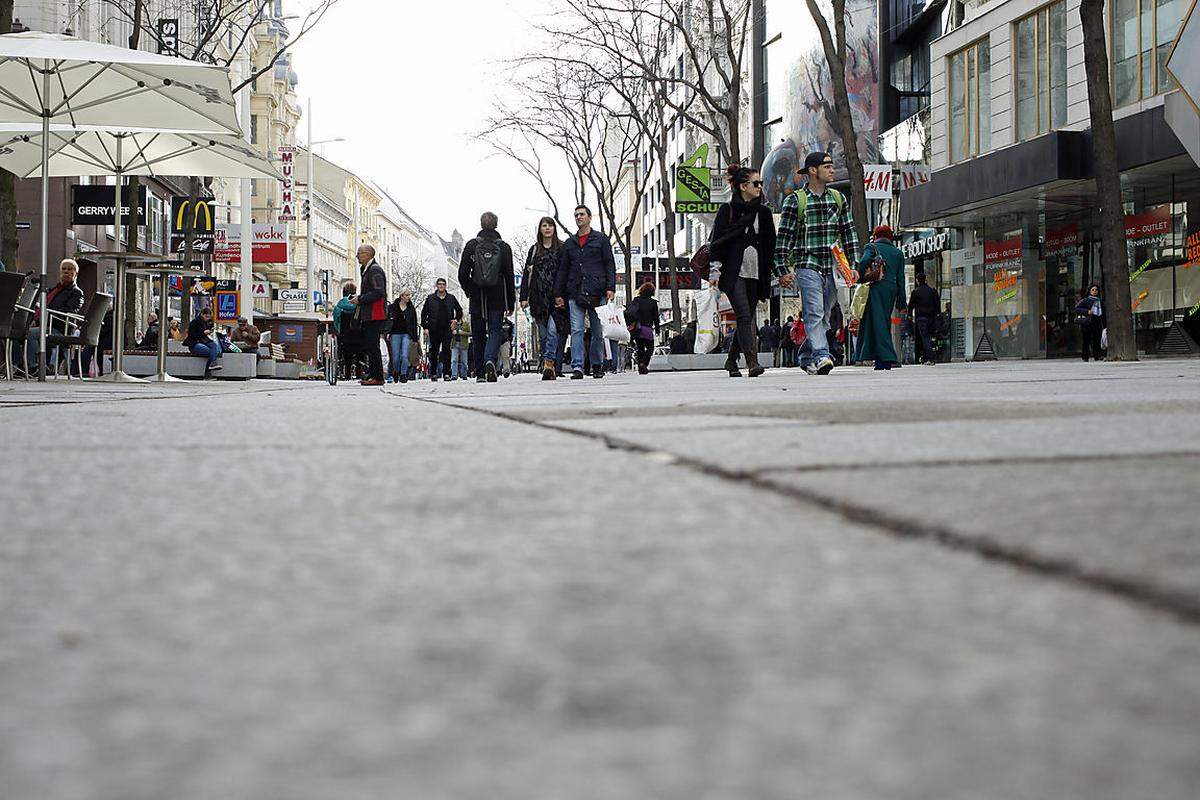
[537,315,567,370]
[471,305,504,374]
[568,300,605,372]
[388,333,411,379]
[190,341,222,368]
[795,269,838,366]
[450,343,469,378]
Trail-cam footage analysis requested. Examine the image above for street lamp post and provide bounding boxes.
[304,97,344,312]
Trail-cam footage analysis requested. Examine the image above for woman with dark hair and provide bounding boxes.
[625,281,661,374]
[1074,284,1105,361]
[521,216,568,380]
[333,282,365,380]
[709,164,777,377]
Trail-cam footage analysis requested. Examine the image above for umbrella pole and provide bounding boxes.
[96,137,145,383]
[148,273,182,382]
[37,60,49,382]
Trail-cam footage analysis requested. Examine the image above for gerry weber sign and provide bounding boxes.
[901,231,952,260]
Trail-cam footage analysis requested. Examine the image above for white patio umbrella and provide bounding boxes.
[0,124,279,381]
[0,31,242,380]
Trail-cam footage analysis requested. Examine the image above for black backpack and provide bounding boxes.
[472,238,503,289]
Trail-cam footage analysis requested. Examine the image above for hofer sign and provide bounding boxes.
[213,223,289,263]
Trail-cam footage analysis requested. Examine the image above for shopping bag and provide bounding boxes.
[694,288,720,353]
[1100,328,1108,350]
[600,301,631,343]
[850,283,871,320]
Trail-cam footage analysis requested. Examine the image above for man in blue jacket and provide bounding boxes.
[554,205,616,379]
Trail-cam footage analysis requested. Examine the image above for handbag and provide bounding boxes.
[859,244,887,284]
[789,319,807,345]
[637,324,654,340]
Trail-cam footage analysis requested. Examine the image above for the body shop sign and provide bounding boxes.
[984,234,1023,272]
[213,224,288,263]
[1124,206,1171,247]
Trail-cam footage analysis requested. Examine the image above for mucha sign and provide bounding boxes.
[277,146,296,221]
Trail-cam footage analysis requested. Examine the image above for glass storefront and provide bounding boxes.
[942,162,1200,358]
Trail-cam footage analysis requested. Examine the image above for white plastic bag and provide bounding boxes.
[694,287,720,353]
[1100,327,1108,350]
[600,301,631,343]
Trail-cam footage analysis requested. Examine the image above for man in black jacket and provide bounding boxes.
[458,212,516,383]
[26,258,85,372]
[420,278,463,381]
[554,205,616,379]
[352,244,389,385]
[908,272,941,365]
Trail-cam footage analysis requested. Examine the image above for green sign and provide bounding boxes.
[674,144,721,214]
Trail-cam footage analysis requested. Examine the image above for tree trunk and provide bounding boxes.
[805,0,870,245]
[0,0,17,272]
[1079,0,1136,360]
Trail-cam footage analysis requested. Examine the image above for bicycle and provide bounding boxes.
[319,326,338,386]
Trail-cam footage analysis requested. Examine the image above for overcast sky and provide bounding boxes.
[289,0,571,245]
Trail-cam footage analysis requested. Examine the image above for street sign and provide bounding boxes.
[282,301,306,314]
[313,291,324,305]
[674,144,721,214]
[15,221,30,230]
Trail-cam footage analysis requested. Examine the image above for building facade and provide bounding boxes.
[900,0,1199,358]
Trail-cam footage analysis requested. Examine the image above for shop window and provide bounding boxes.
[1112,0,1184,106]
[1015,2,1067,141]
[948,39,990,162]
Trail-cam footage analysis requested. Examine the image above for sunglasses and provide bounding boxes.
[750,180,764,187]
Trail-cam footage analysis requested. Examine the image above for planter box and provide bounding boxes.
[104,351,258,379]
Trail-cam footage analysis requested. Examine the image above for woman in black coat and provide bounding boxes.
[708,164,777,377]
[625,281,661,374]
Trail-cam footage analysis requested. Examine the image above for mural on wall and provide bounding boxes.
[761,0,881,209]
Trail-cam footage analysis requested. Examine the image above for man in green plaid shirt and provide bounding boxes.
[773,151,860,375]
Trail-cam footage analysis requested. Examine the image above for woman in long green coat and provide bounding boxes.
[853,225,907,370]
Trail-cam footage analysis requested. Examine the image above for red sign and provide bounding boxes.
[213,223,289,263]
[984,234,1022,270]
[1185,229,1200,269]
[1124,206,1171,246]
[1044,223,1081,256]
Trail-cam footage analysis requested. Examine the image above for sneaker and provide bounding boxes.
[815,357,835,375]
[476,375,486,383]
[485,361,498,382]
[209,363,222,372]
[591,366,604,379]
[571,369,584,380]
[430,375,439,382]
[803,362,819,375]
[399,374,408,383]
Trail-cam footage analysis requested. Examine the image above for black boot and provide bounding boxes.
[724,354,742,377]
[746,352,765,378]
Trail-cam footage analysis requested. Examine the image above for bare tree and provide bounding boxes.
[102,0,342,93]
[391,255,434,301]
[1079,0,1136,360]
[803,0,870,246]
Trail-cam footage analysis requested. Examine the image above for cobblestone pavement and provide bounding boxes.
[1,359,1198,799]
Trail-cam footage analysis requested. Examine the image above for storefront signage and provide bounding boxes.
[901,231,952,259]
[675,144,721,214]
[1044,223,1082,257]
[1184,229,1200,268]
[898,164,931,191]
[213,224,288,263]
[214,290,238,322]
[70,184,147,225]
[984,234,1023,272]
[156,19,179,56]
[276,288,307,302]
[863,165,893,199]
[279,324,304,342]
[277,146,296,221]
[1124,206,1171,247]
